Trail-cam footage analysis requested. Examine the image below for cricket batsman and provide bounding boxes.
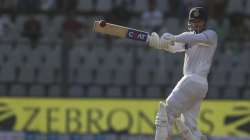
[148,7,218,140]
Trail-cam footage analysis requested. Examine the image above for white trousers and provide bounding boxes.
[166,74,208,137]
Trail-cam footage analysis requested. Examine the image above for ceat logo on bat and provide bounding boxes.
[127,29,148,41]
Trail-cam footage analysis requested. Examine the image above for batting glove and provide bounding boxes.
[148,32,160,49]
[160,33,176,49]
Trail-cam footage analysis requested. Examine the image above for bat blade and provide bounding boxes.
[93,21,128,38]
[93,21,149,42]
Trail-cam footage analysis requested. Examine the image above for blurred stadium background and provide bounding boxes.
[0,0,249,140]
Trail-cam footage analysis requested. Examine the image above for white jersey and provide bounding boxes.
[164,29,218,79]
[164,30,218,136]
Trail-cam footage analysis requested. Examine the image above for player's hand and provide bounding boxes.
[148,32,160,49]
[160,33,176,49]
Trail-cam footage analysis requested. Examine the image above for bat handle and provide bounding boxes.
[146,34,151,47]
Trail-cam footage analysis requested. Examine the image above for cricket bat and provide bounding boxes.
[93,20,149,42]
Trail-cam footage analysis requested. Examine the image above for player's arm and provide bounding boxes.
[148,30,217,52]
[174,30,217,47]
